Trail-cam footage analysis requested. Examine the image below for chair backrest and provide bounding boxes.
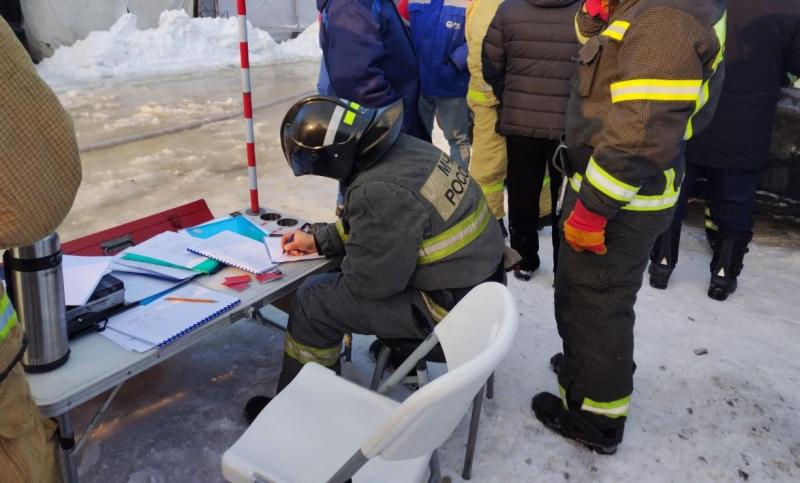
[359,282,517,461]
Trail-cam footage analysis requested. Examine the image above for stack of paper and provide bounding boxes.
[121,231,219,274]
[188,231,277,274]
[62,255,113,306]
[102,285,240,352]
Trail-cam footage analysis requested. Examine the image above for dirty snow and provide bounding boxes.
[37,55,800,481]
[37,10,321,86]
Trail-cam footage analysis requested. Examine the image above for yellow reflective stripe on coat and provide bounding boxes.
[418,198,491,265]
[570,169,680,212]
[581,395,631,419]
[685,11,727,140]
[574,12,590,45]
[335,219,350,243]
[610,79,703,103]
[585,157,640,202]
[421,292,449,324]
[600,20,630,41]
[0,293,19,343]
[467,89,489,103]
[480,180,505,195]
[284,333,341,367]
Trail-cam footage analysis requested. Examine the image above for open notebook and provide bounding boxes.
[264,235,324,263]
[187,230,277,274]
[103,285,240,351]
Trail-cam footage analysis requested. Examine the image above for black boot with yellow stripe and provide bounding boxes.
[531,392,624,455]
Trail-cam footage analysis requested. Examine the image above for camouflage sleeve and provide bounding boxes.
[339,181,427,300]
[0,19,82,249]
[580,8,720,218]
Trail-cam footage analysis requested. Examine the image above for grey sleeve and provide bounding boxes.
[340,182,427,300]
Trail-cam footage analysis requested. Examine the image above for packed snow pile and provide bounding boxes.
[37,10,321,86]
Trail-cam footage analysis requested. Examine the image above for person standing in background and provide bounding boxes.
[1,18,83,482]
[316,0,427,141]
[482,0,580,280]
[465,0,509,238]
[408,0,472,167]
[648,0,800,301]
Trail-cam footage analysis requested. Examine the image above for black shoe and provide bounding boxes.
[549,353,564,375]
[531,393,621,455]
[514,267,533,281]
[707,231,751,302]
[648,262,673,290]
[708,275,737,301]
[244,395,272,424]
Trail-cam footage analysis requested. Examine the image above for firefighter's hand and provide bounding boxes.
[583,0,611,21]
[281,230,317,256]
[564,199,608,255]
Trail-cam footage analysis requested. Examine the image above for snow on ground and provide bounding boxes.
[37,10,321,86]
[45,62,800,482]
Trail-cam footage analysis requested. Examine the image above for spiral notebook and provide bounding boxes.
[104,285,240,351]
[187,230,277,274]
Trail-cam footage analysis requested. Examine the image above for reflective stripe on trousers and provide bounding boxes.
[559,385,631,419]
[0,293,19,343]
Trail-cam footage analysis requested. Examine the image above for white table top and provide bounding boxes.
[27,214,338,417]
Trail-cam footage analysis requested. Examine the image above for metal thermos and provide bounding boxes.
[2,233,70,372]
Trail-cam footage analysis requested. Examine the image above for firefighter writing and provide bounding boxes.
[421,153,469,221]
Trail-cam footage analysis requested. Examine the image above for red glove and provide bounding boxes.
[564,199,608,255]
[583,0,611,22]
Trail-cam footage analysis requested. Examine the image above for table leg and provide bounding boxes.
[56,412,79,483]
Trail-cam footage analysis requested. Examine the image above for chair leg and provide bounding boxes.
[462,386,485,480]
[428,450,442,483]
[343,333,353,362]
[370,346,392,390]
[416,360,429,387]
[486,373,495,400]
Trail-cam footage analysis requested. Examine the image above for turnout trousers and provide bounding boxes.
[277,272,431,391]
[0,325,59,483]
[466,100,507,220]
[555,188,673,424]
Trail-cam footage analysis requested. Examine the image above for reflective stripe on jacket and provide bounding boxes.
[465,0,504,107]
[565,0,726,218]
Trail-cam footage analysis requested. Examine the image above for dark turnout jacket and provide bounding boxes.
[482,0,581,140]
[686,0,800,171]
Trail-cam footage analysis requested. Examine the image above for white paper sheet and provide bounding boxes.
[264,235,324,263]
[62,255,113,306]
[121,231,209,270]
[110,271,186,303]
[100,326,155,353]
[188,231,277,274]
[111,259,198,281]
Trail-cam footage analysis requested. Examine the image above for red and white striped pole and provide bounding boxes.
[237,0,262,214]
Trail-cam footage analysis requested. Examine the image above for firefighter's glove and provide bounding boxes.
[583,0,611,22]
[564,199,608,255]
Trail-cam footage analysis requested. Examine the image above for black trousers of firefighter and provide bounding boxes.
[276,272,432,391]
[554,188,674,430]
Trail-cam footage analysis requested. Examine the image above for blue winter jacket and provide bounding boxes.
[408,0,470,98]
[317,0,427,140]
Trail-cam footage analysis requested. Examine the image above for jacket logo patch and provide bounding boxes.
[420,154,469,221]
[445,20,462,30]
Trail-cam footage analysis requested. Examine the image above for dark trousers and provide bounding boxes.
[506,136,562,271]
[673,162,759,235]
[555,188,674,422]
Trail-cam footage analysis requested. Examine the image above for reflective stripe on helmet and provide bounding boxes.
[323,105,345,147]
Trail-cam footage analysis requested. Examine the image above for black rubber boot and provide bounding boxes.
[531,393,623,455]
[648,223,681,290]
[513,254,540,282]
[243,395,271,424]
[708,231,751,301]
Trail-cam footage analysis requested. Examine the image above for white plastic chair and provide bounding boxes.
[221,282,518,483]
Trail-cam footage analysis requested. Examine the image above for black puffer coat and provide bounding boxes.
[686,0,800,170]
[482,0,580,140]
